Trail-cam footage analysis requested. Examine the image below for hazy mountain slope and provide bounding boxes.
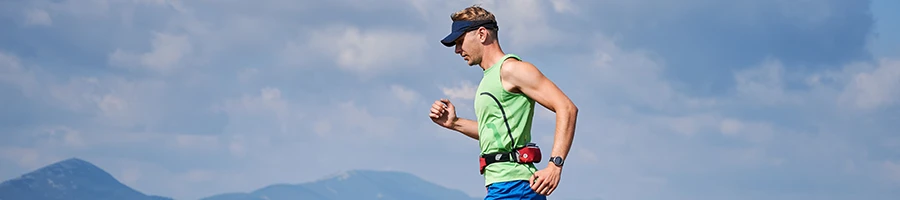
[0,158,172,200]
[200,170,479,200]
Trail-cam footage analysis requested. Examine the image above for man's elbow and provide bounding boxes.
[566,103,578,135]
[568,102,578,115]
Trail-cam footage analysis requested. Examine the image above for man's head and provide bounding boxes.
[440,5,500,66]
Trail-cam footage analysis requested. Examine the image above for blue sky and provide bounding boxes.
[1,0,899,200]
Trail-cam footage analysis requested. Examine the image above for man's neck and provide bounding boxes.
[478,46,506,71]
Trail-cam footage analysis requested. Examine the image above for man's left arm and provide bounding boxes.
[502,61,578,195]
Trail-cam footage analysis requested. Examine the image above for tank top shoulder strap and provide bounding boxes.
[495,54,522,69]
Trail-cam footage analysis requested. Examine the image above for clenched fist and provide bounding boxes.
[429,99,457,129]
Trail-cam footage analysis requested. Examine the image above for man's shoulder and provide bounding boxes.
[500,59,537,75]
[500,59,542,83]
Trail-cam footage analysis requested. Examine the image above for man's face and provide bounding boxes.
[454,30,480,66]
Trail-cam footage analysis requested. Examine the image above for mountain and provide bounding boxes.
[0,158,172,200]
[199,170,480,200]
[0,158,480,200]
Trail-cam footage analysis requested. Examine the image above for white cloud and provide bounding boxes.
[226,135,247,158]
[734,58,801,105]
[405,0,432,18]
[441,80,477,100]
[658,114,719,136]
[237,68,259,85]
[18,125,229,157]
[719,119,743,136]
[577,33,716,110]
[549,0,576,13]
[293,25,427,75]
[135,0,167,5]
[35,126,87,148]
[391,84,420,105]
[572,146,600,165]
[133,0,186,13]
[536,107,555,120]
[43,76,169,129]
[328,101,402,139]
[105,158,196,198]
[214,87,303,141]
[47,77,105,112]
[44,0,110,17]
[139,33,192,71]
[313,120,333,137]
[173,134,221,151]
[477,0,570,50]
[109,32,193,73]
[3,51,173,130]
[0,147,42,169]
[228,143,246,158]
[717,118,776,143]
[25,9,52,26]
[884,160,900,182]
[0,51,41,98]
[217,87,291,129]
[279,39,308,67]
[119,167,142,185]
[183,169,215,182]
[839,58,900,110]
[96,94,130,120]
[727,56,900,114]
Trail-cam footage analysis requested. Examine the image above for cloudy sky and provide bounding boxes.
[2,0,899,200]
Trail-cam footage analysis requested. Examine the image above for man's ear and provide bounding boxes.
[478,27,489,43]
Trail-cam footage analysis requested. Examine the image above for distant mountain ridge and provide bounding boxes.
[0,158,479,200]
[0,158,172,200]
[199,170,479,200]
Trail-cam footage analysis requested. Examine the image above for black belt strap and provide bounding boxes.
[482,151,518,165]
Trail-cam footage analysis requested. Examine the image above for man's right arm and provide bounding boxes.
[451,118,479,140]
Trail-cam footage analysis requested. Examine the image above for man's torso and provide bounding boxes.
[474,54,538,186]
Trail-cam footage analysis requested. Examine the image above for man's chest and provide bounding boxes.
[474,86,504,118]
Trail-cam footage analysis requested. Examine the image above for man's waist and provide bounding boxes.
[478,143,542,175]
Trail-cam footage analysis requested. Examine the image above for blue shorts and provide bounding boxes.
[485,180,547,200]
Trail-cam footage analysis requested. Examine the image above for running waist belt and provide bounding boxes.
[479,143,542,174]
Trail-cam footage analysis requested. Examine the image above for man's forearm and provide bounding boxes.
[550,105,578,165]
[451,118,479,140]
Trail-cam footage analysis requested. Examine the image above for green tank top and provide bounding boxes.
[474,54,538,186]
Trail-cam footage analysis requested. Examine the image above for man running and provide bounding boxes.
[428,5,579,200]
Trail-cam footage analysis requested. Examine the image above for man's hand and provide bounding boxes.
[530,165,562,196]
[429,99,457,129]
[429,98,480,140]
